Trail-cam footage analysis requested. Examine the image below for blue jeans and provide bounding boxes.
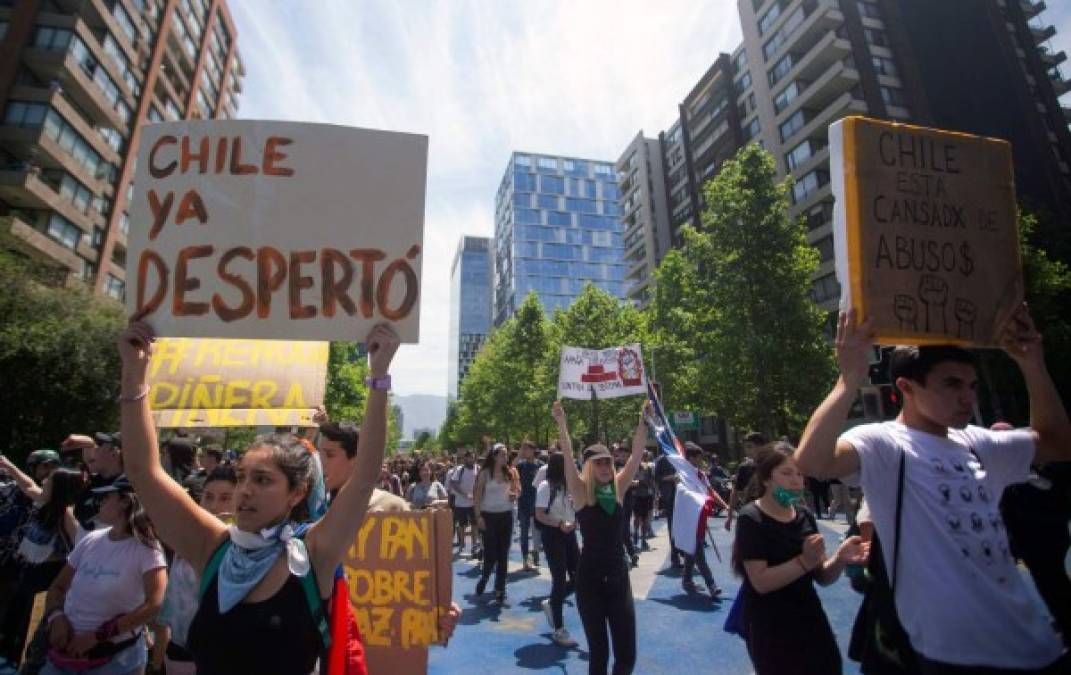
[516,504,540,560]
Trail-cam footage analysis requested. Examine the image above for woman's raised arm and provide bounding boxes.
[118,318,226,573]
[552,401,586,507]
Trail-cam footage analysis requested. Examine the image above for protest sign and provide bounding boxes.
[126,120,428,342]
[558,344,647,400]
[830,116,1023,346]
[147,337,327,427]
[344,509,453,675]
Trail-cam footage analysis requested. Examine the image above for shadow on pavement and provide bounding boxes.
[514,640,589,671]
[650,592,725,613]
[459,597,505,625]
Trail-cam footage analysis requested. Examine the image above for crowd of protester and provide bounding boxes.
[0,305,1069,674]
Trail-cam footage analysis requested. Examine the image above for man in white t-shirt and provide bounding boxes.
[795,307,1070,673]
[448,450,479,558]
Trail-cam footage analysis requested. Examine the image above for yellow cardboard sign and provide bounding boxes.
[148,337,328,427]
[831,116,1023,346]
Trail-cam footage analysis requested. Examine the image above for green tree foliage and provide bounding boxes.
[648,144,833,438]
[413,430,432,451]
[323,341,369,423]
[438,400,460,451]
[0,248,125,460]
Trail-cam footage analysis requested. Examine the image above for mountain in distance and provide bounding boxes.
[393,394,447,439]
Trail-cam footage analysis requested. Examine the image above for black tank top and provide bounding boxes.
[188,572,323,675]
[576,501,627,574]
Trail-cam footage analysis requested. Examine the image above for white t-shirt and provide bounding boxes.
[532,464,548,490]
[535,480,575,525]
[64,528,167,638]
[841,422,1063,668]
[450,465,477,508]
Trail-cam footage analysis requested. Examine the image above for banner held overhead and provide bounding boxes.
[558,344,647,400]
[126,120,428,342]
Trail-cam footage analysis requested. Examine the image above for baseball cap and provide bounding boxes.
[90,474,134,495]
[582,445,612,462]
[27,449,61,466]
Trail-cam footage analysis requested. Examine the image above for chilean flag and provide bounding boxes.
[645,381,715,556]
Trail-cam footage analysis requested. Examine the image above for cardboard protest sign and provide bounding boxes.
[558,344,647,400]
[344,509,453,675]
[126,121,428,342]
[830,116,1022,346]
[147,337,327,427]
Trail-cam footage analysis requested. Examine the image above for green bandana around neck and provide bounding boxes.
[595,482,617,515]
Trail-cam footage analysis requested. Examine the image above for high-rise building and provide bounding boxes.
[0,0,243,299]
[616,132,671,307]
[493,151,624,325]
[448,235,492,400]
[622,0,1071,310]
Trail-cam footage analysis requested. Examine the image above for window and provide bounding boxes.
[805,201,833,230]
[601,202,621,217]
[537,157,558,172]
[594,164,613,176]
[814,235,835,262]
[763,6,805,61]
[540,175,565,194]
[758,0,784,36]
[4,101,47,127]
[792,169,829,204]
[812,273,840,304]
[744,117,761,141]
[513,192,530,208]
[105,274,125,301]
[514,155,530,167]
[736,71,752,94]
[515,208,541,225]
[59,174,93,214]
[773,80,806,114]
[566,198,597,213]
[880,86,908,107]
[602,183,620,200]
[41,109,118,182]
[864,28,888,46]
[519,225,557,242]
[47,213,81,250]
[584,180,596,198]
[33,27,72,50]
[734,50,748,73]
[538,194,559,209]
[148,105,164,123]
[513,172,536,192]
[566,160,588,176]
[548,211,572,226]
[780,109,807,142]
[785,138,825,171]
[543,244,580,260]
[112,2,139,44]
[768,53,795,86]
[856,1,881,20]
[872,55,898,77]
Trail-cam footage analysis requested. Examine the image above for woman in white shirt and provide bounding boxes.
[535,453,580,647]
[405,460,448,509]
[42,476,167,674]
[473,443,519,603]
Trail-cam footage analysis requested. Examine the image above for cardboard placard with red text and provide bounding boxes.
[126,121,427,342]
[344,509,453,675]
[147,337,327,427]
[830,116,1023,346]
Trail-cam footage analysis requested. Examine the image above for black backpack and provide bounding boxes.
[848,449,921,674]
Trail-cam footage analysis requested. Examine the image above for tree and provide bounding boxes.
[650,144,834,439]
[0,245,125,460]
[323,341,369,423]
[438,399,460,451]
[413,430,432,451]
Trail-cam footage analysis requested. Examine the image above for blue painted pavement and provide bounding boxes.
[429,514,865,674]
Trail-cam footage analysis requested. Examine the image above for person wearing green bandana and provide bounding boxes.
[552,399,649,675]
[730,442,868,674]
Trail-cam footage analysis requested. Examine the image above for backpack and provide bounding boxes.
[197,527,371,675]
[847,449,920,674]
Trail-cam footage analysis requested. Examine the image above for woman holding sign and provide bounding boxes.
[115,315,399,675]
[551,400,648,675]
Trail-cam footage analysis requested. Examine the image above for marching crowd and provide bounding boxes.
[0,304,1068,674]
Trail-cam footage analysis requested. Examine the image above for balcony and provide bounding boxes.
[4,215,82,273]
[1039,46,1067,68]
[765,0,844,67]
[783,89,867,149]
[787,143,830,181]
[1022,0,1046,19]
[775,55,859,125]
[0,168,98,234]
[1051,70,1071,97]
[0,125,111,193]
[22,48,126,131]
[1030,24,1056,45]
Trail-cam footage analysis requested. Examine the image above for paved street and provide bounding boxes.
[430,514,866,674]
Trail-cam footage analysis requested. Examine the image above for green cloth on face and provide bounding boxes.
[595,481,617,516]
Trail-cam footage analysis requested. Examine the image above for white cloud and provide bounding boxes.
[228,0,742,396]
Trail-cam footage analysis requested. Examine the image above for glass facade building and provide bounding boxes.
[448,236,493,399]
[493,152,625,325]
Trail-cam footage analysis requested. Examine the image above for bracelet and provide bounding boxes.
[118,386,150,404]
[364,375,391,391]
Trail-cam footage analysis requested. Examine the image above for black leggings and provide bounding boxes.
[576,564,635,675]
[542,526,579,629]
[480,511,513,592]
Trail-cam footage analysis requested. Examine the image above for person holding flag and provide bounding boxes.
[552,399,648,675]
[680,443,729,601]
[644,382,725,592]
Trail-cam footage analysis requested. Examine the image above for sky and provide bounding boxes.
[227,0,743,397]
[227,1,1071,398]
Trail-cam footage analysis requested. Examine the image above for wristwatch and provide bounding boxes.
[365,375,391,391]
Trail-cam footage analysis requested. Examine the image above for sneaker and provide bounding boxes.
[541,598,554,630]
[682,578,697,593]
[707,584,723,601]
[552,628,578,647]
[494,590,507,604]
